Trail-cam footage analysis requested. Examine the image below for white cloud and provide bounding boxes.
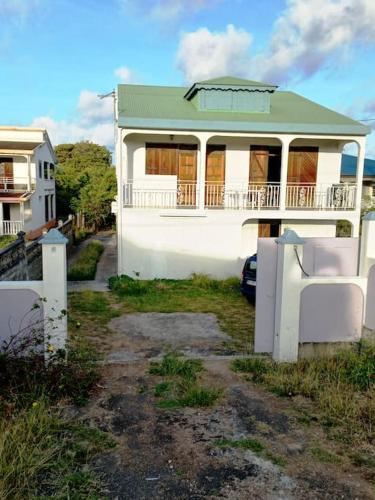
[114,66,135,83]
[176,25,252,83]
[176,0,375,84]
[0,0,41,23]
[119,0,215,23]
[30,91,115,148]
[256,0,375,84]
[77,90,114,124]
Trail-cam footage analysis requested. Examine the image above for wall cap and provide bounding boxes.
[276,229,306,245]
[39,228,68,245]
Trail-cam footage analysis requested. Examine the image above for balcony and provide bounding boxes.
[0,177,35,193]
[123,182,357,211]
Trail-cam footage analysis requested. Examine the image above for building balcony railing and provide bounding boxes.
[123,182,357,211]
[0,220,24,235]
[0,177,36,193]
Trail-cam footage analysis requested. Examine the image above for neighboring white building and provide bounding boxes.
[115,77,371,279]
[0,126,56,238]
[341,154,375,208]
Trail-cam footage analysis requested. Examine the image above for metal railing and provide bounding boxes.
[123,182,357,210]
[1,220,24,235]
[286,183,356,210]
[0,177,35,192]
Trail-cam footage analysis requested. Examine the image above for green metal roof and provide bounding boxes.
[117,79,371,136]
[196,76,276,87]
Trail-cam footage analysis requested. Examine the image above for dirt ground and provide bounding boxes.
[75,311,375,499]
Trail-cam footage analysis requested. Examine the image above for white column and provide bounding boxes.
[279,137,292,211]
[26,155,31,191]
[0,203,3,235]
[359,211,375,278]
[198,135,208,210]
[117,132,125,274]
[355,139,366,211]
[39,228,68,357]
[20,202,25,226]
[273,229,305,363]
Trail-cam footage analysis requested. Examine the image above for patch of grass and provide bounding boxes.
[0,235,17,249]
[310,446,342,464]
[68,240,104,280]
[0,400,115,499]
[154,381,173,397]
[231,342,375,452]
[149,353,203,381]
[264,452,287,467]
[151,354,222,409]
[214,438,265,453]
[109,274,254,352]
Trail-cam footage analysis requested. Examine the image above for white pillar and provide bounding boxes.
[273,229,305,363]
[39,228,68,357]
[359,211,375,278]
[0,203,3,236]
[279,137,291,211]
[198,136,208,211]
[117,132,125,274]
[26,155,31,191]
[355,139,366,211]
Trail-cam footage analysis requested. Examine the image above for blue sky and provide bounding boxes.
[1,0,375,156]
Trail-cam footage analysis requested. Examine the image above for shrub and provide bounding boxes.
[108,274,149,296]
[68,240,104,280]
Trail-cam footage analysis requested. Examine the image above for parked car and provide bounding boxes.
[240,253,257,302]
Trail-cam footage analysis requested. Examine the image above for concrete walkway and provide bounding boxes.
[68,232,117,292]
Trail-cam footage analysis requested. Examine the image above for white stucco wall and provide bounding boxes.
[120,210,340,279]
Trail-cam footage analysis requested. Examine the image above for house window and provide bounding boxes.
[45,195,49,222]
[38,160,42,178]
[44,161,49,179]
[49,163,55,178]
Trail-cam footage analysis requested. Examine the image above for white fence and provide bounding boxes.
[1,220,24,235]
[0,228,68,357]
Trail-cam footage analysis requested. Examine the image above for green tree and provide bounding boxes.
[54,142,117,229]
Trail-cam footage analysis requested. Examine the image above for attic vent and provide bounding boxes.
[184,77,278,114]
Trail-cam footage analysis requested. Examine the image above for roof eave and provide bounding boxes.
[118,116,371,136]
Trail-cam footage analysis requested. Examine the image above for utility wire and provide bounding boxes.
[294,245,310,277]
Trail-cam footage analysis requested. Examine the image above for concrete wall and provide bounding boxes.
[121,210,340,279]
[255,237,362,354]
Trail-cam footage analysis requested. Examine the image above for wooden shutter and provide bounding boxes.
[0,158,13,190]
[249,147,269,183]
[206,145,225,183]
[146,144,177,175]
[287,147,318,184]
[178,146,197,182]
[258,220,281,238]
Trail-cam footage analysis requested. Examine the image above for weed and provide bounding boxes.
[68,240,104,280]
[232,343,375,450]
[310,446,342,464]
[149,353,203,381]
[264,452,287,467]
[213,438,265,453]
[154,381,173,397]
[0,400,115,499]
[178,385,222,408]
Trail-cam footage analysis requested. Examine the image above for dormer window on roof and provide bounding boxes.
[184,76,278,113]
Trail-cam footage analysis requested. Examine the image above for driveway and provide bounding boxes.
[74,309,373,499]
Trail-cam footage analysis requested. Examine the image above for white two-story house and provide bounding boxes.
[0,126,56,238]
[115,77,370,279]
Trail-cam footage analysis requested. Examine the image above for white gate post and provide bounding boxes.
[273,229,305,363]
[359,211,375,278]
[39,228,68,357]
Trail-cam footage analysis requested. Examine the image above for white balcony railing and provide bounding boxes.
[0,177,35,192]
[123,182,357,211]
[1,220,24,235]
[286,183,356,210]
